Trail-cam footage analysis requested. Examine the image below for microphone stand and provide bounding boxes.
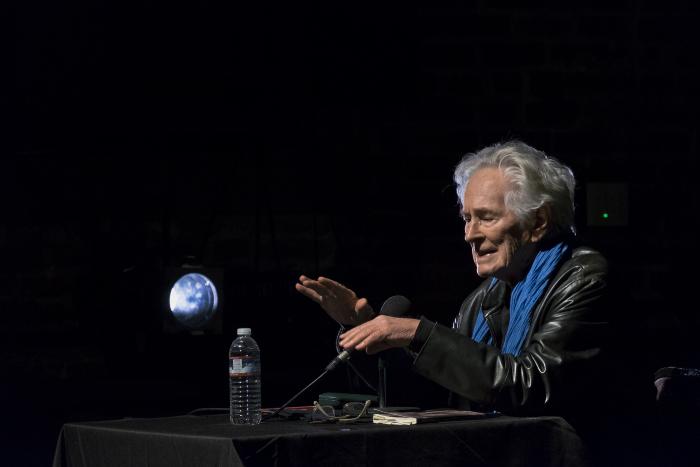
[378,356,387,408]
[262,351,351,421]
[262,369,330,421]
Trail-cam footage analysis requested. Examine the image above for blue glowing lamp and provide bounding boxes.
[169,273,219,330]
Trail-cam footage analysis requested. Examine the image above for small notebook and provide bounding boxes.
[372,408,492,426]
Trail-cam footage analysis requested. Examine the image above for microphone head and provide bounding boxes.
[380,295,412,317]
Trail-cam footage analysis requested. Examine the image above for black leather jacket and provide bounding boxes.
[408,246,609,416]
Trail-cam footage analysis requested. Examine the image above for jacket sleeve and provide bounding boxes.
[411,259,608,414]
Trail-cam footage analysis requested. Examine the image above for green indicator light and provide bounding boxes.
[602,213,609,219]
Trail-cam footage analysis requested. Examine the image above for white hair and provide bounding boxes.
[454,140,576,234]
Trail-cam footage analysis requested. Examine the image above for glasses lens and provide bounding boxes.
[312,404,336,421]
[342,402,366,417]
[338,401,371,423]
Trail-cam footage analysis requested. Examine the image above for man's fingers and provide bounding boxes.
[295,283,322,303]
[351,330,388,354]
[318,277,352,295]
[299,280,332,298]
[318,276,341,287]
[339,316,418,352]
[340,325,380,350]
[338,327,363,348]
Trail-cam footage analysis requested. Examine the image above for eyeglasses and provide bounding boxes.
[310,400,372,424]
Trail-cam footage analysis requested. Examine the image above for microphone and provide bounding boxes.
[325,349,352,371]
[324,295,412,370]
[379,295,412,318]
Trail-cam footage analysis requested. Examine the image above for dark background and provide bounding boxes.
[9,1,700,465]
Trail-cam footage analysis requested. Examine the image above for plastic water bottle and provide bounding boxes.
[229,328,262,424]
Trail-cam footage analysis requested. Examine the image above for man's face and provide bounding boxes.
[461,167,531,279]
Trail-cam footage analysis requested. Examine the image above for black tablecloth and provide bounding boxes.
[53,414,591,467]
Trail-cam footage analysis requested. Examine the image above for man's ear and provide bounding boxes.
[529,205,550,243]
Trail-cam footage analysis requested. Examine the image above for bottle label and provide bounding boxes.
[229,356,259,377]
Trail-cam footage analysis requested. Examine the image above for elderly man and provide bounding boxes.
[296,141,608,416]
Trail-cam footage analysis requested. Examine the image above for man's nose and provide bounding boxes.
[465,220,482,242]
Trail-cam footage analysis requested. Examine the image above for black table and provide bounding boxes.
[52,413,591,467]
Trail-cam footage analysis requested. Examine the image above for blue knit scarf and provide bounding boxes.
[471,241,570,356]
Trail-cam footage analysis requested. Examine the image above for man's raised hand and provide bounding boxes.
[295,275,375,325]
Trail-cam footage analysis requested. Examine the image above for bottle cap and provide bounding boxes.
[237,328,252,336]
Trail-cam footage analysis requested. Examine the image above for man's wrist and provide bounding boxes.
[408,317,436,353]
